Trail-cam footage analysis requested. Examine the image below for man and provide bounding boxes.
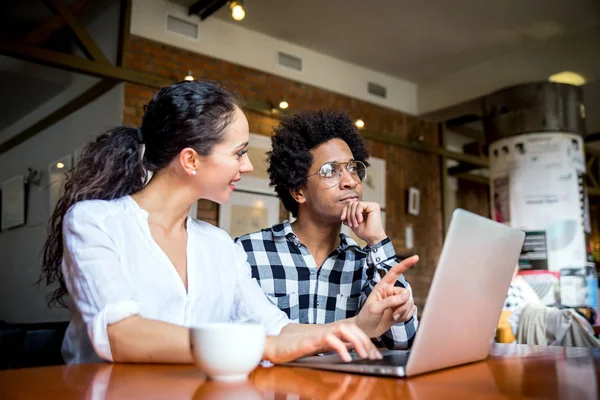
[236,110,418,349]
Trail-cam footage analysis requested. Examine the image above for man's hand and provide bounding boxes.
[354,256,419,337]
[340,201,387,247]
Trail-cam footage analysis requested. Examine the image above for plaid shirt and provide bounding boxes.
[235,220,418,349]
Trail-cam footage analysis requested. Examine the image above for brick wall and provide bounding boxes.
[123,35,443,309]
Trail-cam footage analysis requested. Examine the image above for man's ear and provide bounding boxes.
[290,187,307,205]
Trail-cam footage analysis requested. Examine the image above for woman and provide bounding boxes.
[40,80,413,365]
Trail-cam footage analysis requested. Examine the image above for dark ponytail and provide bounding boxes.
[41,80,239,307]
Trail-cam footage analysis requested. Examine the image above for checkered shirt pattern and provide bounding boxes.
[235,220,418,349]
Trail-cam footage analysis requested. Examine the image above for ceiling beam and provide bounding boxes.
[448,163,482,176]
[0,38,171,88]
[200,0,228,20]
[189,0,212,15]
[446,114,481,127]
[22,0,101,46]
[585,132,600,143]
[0,0,140,156]
[43,0,110,64]
[116,0,132,67]
[243,98,489,168]
[454,172,490,185]
[189,0,228,19]
[448,125,486,143]
[438,147,488,167]
[587,153,599,189]
[420,97,483,122]
[0,80,118,155]
[588,172,599,189]
[589,187,600,197]
[361,129,489,167]
[445,114,485,143]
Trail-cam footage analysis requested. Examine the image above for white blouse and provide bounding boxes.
[61,196,290,364]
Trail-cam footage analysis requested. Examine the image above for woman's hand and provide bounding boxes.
[263,321,383,364]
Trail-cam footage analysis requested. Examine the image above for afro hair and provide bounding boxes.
[267,109,370,217]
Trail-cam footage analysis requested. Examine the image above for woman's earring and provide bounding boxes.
[191,170,197,176]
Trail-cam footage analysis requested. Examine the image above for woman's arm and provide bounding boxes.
[264,320,380,363]
[106,315,379,364]
[107,316,193,363]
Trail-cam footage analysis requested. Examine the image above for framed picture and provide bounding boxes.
[235,133,275,195]
[363,157,386,208]
[219,191,280,238]
[48,155,73,214]
[407,187,420,216]
[341,211,386,248]
[1,175,25,230]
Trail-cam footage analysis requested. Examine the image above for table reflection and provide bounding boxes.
[69,344,599,400]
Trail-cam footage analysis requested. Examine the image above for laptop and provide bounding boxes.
[285,208,525,377]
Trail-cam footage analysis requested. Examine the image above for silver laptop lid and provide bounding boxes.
[284,209,524,377]
[405,209,524,376]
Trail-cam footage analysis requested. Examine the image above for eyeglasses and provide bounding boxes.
[307,160,367,188]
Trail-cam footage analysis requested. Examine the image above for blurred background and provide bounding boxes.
[0,0,598,349]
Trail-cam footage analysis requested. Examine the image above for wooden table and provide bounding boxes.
[1,343,599,399]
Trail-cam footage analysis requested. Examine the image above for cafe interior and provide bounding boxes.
[0,0,599,398]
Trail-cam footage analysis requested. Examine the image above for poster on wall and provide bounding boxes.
[235,133,275,195]
[488,132,592,306]
[362,157,386,208]
[1,175,25,231]
[219,191,280,239]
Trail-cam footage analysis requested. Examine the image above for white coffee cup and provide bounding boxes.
[190,323,266,382]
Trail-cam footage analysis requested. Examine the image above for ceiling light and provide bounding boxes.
[279,100,289,110]
[56,162,65,169]
[230,1,245,21]
[548,71,586,86]
[355,119,365,129]
[184,70,194,81]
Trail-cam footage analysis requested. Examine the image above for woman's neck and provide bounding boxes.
[131,171,194,232]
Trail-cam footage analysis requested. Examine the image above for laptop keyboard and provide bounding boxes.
[334,351,410,366]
